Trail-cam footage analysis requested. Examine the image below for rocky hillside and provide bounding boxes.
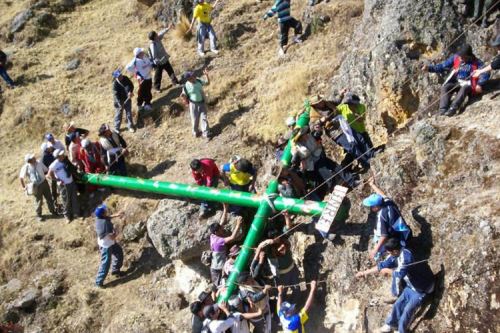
[0,0,499,332]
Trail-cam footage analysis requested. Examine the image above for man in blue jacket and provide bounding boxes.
[422,43,489,116]
[356,238,435,333]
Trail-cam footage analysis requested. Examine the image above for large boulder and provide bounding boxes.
[10,10,34,33]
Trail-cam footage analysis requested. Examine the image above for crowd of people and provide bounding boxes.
[9,0,500,332]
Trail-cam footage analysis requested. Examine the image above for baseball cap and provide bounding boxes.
[133,47,144,57]
[24,153,35,163]
[45,133,54,141]
[362,193,383,207]
[280,302,296,316]
[182,71,195,81]
[94,204,107,218]
[112,69,122,78]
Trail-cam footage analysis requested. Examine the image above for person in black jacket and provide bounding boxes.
[0,50,15,90]
[112,70,135,133]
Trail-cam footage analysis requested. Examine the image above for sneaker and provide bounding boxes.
[210,49,219,54]
[111,270,127,277]
[438,108,448,115]
[36,216,45,222]
[198,50,205,57]
[278,47,285,57]
[379,324,395,333]
[128,127,136,133]
[65,217,72,224]
[293,36,303,44]
[95,283,105,289]
[444,107,457,117]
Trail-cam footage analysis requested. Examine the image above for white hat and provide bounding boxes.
[81,139,91,149]
[24,153,35,163]
[53,149,65,158]
[133,47,144,57]
[286,116,296,127]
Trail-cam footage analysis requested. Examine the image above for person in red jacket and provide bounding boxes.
[79,139,106,194]
[190,158,220,218]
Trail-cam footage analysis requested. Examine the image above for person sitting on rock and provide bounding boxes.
[473,34,500,79]
[63,122,89,150]
[277,280,317,333]
[422,43,490,117]
[209,205,243,286]
[263,0,303,57]
[0,49,15,90]
[112,69,135,133]
[98,124,129,176]
[191,158,221,218]
[355,238,435,333]
[19,153,56,222]
[189,0,221,57]
[126,47,154,113]
[362,178,412,262]
[148,27,179,91]
[94,204,127,288]
[190,289,215,333]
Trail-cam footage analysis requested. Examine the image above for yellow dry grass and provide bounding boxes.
[173,13,193,42]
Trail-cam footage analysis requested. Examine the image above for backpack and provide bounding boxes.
[380,200,412,244]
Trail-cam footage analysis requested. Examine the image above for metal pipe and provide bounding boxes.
[280,104,310,168]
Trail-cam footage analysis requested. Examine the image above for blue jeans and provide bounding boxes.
[386,286,425,333]
[96,243,123,286]
[197,23,217,52]
[0,66,14,86]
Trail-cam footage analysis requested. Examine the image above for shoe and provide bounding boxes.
[111,270,127,277]
[481,20,488,28]
[198,50,205,57]
[128,127,136,133]
[444,108,456,117]
[154,88,161,93]
[65,217,72,224]
[278,48,285,57]
[95,283,105,289]
[36,216,45,222]
[379,324,395,333]
[438,108,448,115]
[293,36,303,44]
[211,49,219,54]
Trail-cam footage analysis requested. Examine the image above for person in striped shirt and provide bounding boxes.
[263,0,303,56]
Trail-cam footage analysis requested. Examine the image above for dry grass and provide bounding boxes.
[173,13,192,42]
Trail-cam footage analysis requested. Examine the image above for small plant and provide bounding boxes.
[220,31,237,50]
[173,13,193,42]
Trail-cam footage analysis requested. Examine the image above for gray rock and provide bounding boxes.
[60,103,71,115]
[31,0,49,10]
[65,58,80,71]
[12,288,38,311]
[1,279,22,293]
[11,9,34,33]
[123,221,147,242]
[35,12,57,29]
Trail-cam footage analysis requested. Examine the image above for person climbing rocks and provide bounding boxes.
[19,153,56,222]
[237,272,272,333]
[94,204,127,288]
[472,0,495,27]
[98,124,129,176]
[148,27,179,90]
[43,133,65,153]
[0,49,15,90]
[209,204,243,286]
[189,0,221,57]
[356,238,435,333]
[112,69,135,133]
[422,43,490,117]
[473,34,500,78]
[63,122,89,150]
[202,301,263,333]
[222,156,257,215]
[277,280,317,333]
[362,178,412,262]
[263,0,303,56]
[181,70,211,140]
[47,149,80,223]
[191,158,221,217]
[126,47,154,113]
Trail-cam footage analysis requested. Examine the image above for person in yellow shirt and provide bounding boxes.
[189,0,220,57]
[277,280,317,333]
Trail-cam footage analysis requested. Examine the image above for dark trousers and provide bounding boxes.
[153,61,178,90]
[114,99,133,130]
[60,182,79,219]
[137,78,153,107]
[335,132,372,169]
[33,180,56,216]
[95,243,124,286]
[315,154,358,189]
[200,177,219,213]
[0,66,14,86]
[279,18,302,47]
[109,156,127,176]
[439,82,472,112]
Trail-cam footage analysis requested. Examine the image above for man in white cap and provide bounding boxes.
[126,48,153,113]
[47,149,80,223]
[19,153,56,221]
[112,69,135,133]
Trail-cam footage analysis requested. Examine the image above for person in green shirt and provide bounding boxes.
[181,69,211,140]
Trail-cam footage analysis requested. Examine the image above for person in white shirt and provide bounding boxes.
[19,153,56,221]
[42,133,65,152]
[126,47,154,112]
[48,149,79,223]
[202,301,263,333]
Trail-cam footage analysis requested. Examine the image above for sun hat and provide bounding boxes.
[362,193,383,207]
[133,47,144,57]
[24,153,35,163]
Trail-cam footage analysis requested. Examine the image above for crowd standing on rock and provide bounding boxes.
[9,0,499,331]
